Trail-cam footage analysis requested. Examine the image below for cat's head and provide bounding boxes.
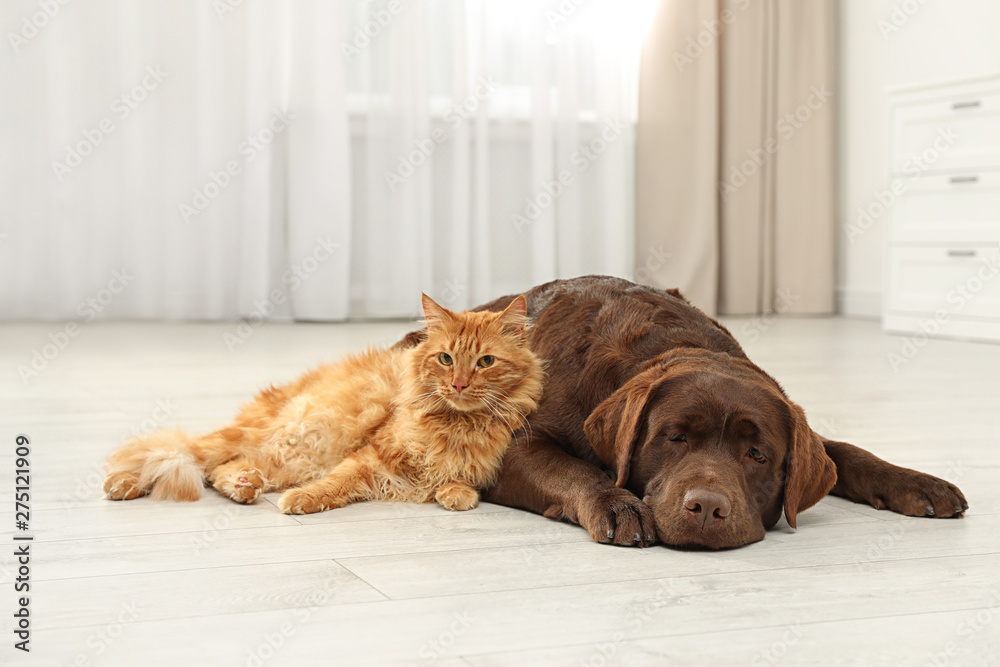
[415,294,539,412]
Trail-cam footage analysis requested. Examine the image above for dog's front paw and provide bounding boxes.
[435,483,479,511]
[868,468,968,518]
[579,487,657,547]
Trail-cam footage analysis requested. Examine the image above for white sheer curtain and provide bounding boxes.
[0,0,651,321]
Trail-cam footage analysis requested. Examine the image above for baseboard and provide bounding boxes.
[884,313,1000,344]
[836,288,882,319]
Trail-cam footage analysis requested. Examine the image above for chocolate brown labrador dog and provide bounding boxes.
[398,276,968,549]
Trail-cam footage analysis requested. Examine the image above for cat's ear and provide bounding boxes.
[421,293,457,329]
[496,294,529,337]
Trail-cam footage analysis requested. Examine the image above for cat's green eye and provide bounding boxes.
[438,352,453,366]
[478,355,495,368]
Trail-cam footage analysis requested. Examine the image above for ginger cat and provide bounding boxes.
[102,294,543,514]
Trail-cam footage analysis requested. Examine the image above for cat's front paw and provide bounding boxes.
[104,471,146,500]
[278,488,343,514]
[435,483,479,511]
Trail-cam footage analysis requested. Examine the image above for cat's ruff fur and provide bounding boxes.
[102,295,544,514]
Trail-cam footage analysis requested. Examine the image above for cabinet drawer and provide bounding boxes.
[890,171,1000,245]
[887,247,1000,319]
[891,90,1000,174]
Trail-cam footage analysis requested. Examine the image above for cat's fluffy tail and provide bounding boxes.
[105,429,205,501]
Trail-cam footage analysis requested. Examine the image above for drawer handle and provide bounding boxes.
[949,175,979,184]
[952,100,981,110]
[947,249,977,258]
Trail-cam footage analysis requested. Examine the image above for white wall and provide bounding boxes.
[837,0,1000,317]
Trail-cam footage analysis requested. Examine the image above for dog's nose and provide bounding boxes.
[683,488,731,530]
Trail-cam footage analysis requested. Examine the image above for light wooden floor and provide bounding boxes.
[1,317,998,666]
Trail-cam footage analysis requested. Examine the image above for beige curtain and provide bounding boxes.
[636,0,836,316]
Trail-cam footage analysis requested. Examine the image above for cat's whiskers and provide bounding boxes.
[424,395,449,413]
[479,396,518,444]
[395,390,439,410]
[478,397,505,425]
[481,393,526,446]
[486,391,533,446]
[498,400,531,449]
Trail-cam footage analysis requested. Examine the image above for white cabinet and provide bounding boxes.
[888,248,1000,319]
[891,90,1000,174]
[889,172,1000,246]
[884,76,1000,343]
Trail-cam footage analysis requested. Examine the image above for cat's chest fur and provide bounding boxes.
[385,407,511,489]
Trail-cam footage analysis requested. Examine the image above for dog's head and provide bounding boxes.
[584,350,837,549]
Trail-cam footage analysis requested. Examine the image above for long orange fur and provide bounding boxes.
[102,295,544,514]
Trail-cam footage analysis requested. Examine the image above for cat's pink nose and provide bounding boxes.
[453,381,468,394]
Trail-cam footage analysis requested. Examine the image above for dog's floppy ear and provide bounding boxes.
[783,402,838,529]
[584,365,671,488]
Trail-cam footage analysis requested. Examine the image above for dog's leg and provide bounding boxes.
[823,438,968,518]
[485,435,657,547]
